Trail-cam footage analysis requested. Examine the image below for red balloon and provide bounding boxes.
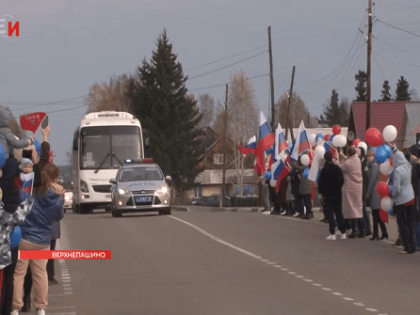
[352,138,361,147]
[332,125,341,135]
[324,134,330,141]
[376,181,390,197]
[365,128,384,147]
[389,156,393,166]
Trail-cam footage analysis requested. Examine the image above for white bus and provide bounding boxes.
[71,111,146,214]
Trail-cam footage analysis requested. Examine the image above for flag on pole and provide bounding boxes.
[237,136,257,155]
[275,123,288,160]
[20,112,47,133]
[291,121,310,161]
[18,172,34,202]
[271,159,290,192]
[255,112,275,175]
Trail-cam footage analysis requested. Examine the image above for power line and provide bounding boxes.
[376,1,420,10]
[189,73,269,93]
[377,19,420,38]
[48,104,87,114]
[184,44,267,72]
[10,94,90,112]
[187,51,268,80]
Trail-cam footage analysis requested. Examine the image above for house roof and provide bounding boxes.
[413,123,420,134]
[351,102,406,145]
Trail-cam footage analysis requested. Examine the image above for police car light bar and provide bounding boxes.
[124,158,154,164]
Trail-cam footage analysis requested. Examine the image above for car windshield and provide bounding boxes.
[119,166,163,182]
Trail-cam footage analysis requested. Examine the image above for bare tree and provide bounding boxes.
[276,91,318,128]
[226,70,259,196]
[86,74,136,113]
[197,93,215,129]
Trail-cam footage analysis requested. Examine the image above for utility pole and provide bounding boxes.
[221,84,228,208]
[285,66,295,143]
[268,26,275,131]
[366,0,373,130]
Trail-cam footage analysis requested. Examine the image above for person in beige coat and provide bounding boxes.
[337,146,364,238]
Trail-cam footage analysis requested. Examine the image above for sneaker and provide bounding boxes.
[263,211,271,215]
[292,212,300,217]
[35,309,46,315]
[280,210,287,216]
[398,250,409,254]
[326,234,336,240]
[341,234,347,240]
[11,310,19,315]
[335,231,342,236]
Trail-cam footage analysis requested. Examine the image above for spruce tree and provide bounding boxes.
[395,76,411,101]
[354,70,367,102]
[380,80,392,101]
[317,89,340,127]
[130,30,203,189]
[338,99,350,127]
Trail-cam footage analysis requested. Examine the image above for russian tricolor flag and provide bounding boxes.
[275,123,289,160]
[291,121,310,161]
[271,159,290,192]
[238,136,257,155]
[256,112,275,156]
[255,112,275,175]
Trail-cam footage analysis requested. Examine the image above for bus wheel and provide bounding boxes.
[80,204,90,214]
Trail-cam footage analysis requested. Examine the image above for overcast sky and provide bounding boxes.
[1,0,420,165]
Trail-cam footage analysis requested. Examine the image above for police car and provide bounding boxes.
[109,158,171,217]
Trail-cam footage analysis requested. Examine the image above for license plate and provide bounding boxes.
[135,196,152,203]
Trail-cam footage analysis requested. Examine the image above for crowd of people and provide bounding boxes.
[262,140,420,254]
[0,106,65,315]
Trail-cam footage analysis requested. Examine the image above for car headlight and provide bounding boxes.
[118,188,129,195]
[80,180,89,193]
[65,195,72,201]
[157,186,168,194]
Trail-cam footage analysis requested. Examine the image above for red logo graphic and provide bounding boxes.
[0,14,20,38]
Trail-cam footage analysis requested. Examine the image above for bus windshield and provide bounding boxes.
[80,126,142,170]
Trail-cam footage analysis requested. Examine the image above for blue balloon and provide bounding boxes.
[0,143,6,169]
[375,145,389,164]
[265,171,271,180]
[303,168,310,179]
[389,208,394,216]
[383,144,392,159]
[324,141,332,152]
[371,146,377,152]
[330,134,335,141]
[34,140,41,159]
[315,133,324,143]
[10,226,21,249]
[389,185,394,195]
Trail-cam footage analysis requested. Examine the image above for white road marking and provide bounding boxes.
[169,215,386,314]
[47,312,76,315]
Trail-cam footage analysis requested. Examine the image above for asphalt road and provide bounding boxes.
[48,207,420,315]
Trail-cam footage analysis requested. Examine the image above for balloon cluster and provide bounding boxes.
[376,181,394,213]
[10,226,22,249]
[365,125,397,175]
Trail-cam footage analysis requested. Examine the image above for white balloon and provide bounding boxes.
[379,159,393,175]
[381,196,393,212]
[269,179,277,187]
[309,134,317,146]
[357,141,368,154]
[315,145,325,159]
[301,154,310,166]
[383,125,397,143]
[337,135,347,148]
[332,135,340,147]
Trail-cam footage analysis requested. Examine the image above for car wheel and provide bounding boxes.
[73,203,79,213]
[112,205,122,217]
[165,207,171,215]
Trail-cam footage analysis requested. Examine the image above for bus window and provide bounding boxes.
[80,127,111,170]
[110,126,141,168]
